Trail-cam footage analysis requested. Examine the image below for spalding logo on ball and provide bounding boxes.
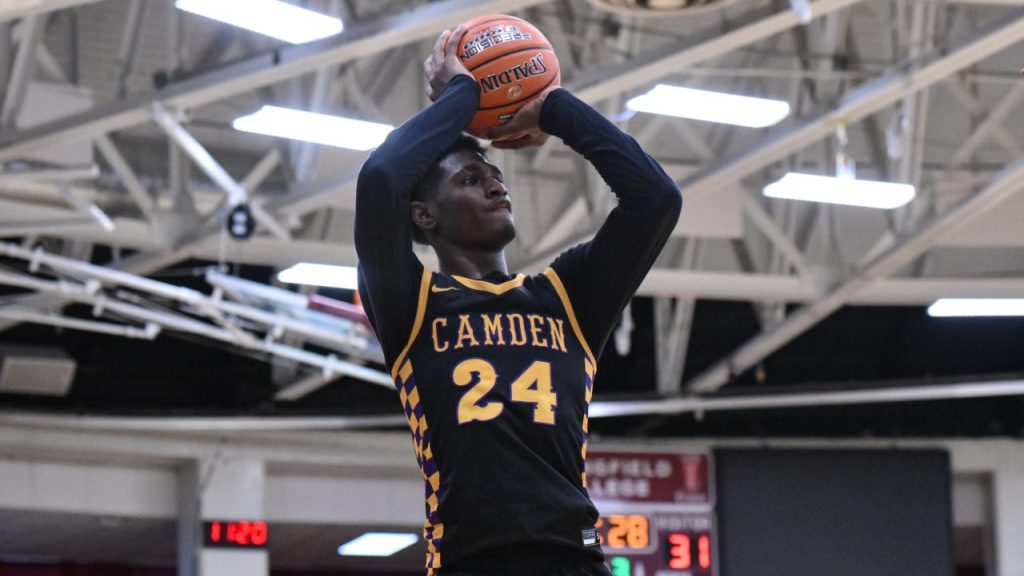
[452,15,561,138]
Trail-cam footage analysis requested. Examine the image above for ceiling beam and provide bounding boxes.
[638,270,1024,304]
[0,15,41,128]
[591,378,1024,419]
[0,0,550,162]
[685,154,1024,394]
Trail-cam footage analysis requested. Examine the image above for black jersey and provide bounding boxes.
[355,75,681,574]
[392,267,600,572]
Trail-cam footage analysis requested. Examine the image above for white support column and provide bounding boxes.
[178,461,201,576]
[992,469,1024,576]
[179,455,268,576]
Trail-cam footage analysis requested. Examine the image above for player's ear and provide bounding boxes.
[411,201,437,235]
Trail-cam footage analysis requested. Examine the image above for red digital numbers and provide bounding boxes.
[667,532,711,571]
[204,521,268,549]
[698,534,711,569]
[667,533,692,569]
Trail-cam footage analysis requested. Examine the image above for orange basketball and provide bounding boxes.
[453,15,561,138]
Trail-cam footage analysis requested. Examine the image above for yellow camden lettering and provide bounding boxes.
[454,314,479,349]
[482,314,505,345]
[547,317,567,352]
[431,318,449,352]
[507,313,527,346]
[425,313,572,353]
[527,314,548,348]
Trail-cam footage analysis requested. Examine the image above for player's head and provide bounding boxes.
[411,134,516,250]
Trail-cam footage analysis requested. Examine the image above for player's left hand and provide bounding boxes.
[485,87,557,149]
[424,25,472,102]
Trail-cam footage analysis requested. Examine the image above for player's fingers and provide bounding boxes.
[491,134,532,149]
[446,25,465,61]
[486,119,527,140]
[433,30,450,65]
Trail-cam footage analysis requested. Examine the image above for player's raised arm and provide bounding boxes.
[489,88,682,355]
[354,26,479,356]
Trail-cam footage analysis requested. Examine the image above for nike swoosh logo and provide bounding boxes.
[431,285,458,293]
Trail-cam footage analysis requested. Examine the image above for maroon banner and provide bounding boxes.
[587,451,710,504]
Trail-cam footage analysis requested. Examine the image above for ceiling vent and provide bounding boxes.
[0,345,77,397]
[587,0,738,17]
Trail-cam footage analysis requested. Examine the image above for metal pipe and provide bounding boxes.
[0,307,159,339]
[591,378,1024,418]
[0,376,1020,432]
[0,269,391,385]
[0,242,375,356]
[0,165,100,183]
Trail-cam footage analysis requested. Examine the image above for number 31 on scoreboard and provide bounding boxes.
[667,532,712,570]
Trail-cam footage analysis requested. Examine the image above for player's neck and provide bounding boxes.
[435,247,509,279]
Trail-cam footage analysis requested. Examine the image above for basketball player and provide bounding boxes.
[354,26,681,575]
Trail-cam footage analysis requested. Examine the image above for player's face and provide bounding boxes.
[431,150,516,250]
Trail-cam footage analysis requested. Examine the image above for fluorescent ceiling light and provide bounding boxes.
[763,172,916,209]
[337,532,419,557]
[278,263,358,290]
[175,0,343,44]
[928,298,1024,317]
[233,105,392,151]
[626,84,790,128]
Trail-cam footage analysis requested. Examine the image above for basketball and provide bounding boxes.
[452,15,561,138]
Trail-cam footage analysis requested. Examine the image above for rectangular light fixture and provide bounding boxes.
[928,298,1024,317]
[233,106,393,151]
[763,172,916,209]
[626,84,790,128]
[337,532,419,557]
[278,263,358,290]
[175,0,343,45]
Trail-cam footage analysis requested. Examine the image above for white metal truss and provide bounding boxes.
[0,0,552,162]
[0,242,390,387]
[687,154,1024,393]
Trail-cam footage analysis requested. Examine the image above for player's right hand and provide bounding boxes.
[424,25,472,102]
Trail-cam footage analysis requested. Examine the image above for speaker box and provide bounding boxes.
[0,345,77,396]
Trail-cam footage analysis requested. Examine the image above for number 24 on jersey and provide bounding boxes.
[453,359,557,425]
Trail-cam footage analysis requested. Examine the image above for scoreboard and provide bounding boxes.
[588,450,715,576]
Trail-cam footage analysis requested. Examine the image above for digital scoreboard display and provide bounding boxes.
[597,512,714,576]
[589,451,716,576]
[202,520,269,549]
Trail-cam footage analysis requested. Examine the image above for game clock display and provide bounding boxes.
[202,520,268,549]
[597,513,714,576]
